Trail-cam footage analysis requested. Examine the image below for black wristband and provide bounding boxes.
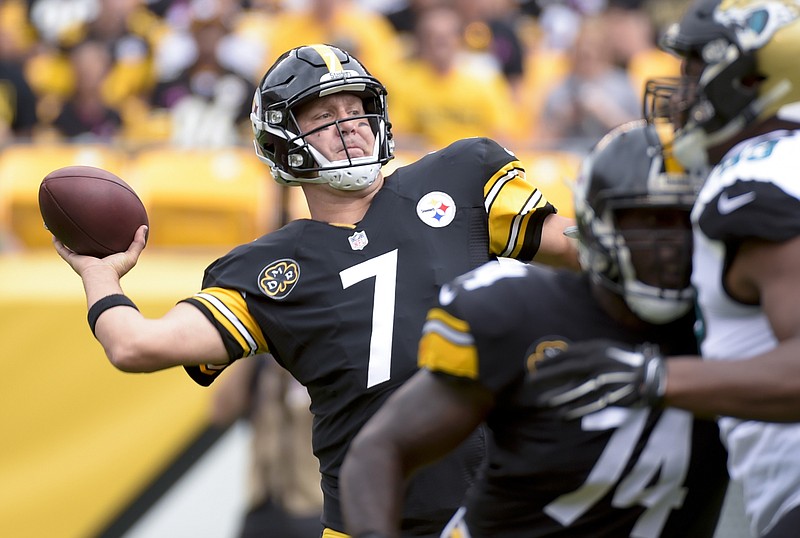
[355,533,390,538]
[87,294,139,337]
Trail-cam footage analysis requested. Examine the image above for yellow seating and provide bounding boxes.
[128,146,277,248]
[0,143,128,249]
[520,49,571,138]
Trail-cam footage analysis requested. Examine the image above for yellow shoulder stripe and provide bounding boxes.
[483,160,551,257]
[426,307,470,332]
[484,159,524,199]
[192,287,269,357]
[418,308,478,380]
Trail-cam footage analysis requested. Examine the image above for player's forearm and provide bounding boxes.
[74,265,149,370]
[95,303,229,373]
[536,214,580,270]
[341,437,406,538]
[664,349,800,422]
[94,309,163,372]
[79,264,127,306]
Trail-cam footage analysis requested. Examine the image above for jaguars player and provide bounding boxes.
[52,44,578,537]
[340,121,729,537]
[530,2,800,537]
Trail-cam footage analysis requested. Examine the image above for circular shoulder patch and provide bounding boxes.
[258,258,300,300]
[416,191,457,228]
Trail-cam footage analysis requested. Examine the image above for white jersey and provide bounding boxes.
[691,130,800,536]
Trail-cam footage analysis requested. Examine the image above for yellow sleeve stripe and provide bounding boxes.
[500,190,546,258]
[418,308,478,380]
[192,287,269,356]
[483,161,551,257]
[426,307,471,332]
[198,363,227,376]
[484,160,523,204]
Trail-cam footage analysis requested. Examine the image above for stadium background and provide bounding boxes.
[0,0,748,536]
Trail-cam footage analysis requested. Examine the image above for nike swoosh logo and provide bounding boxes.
[717,191,756,215]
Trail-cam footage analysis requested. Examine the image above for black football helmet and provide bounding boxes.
[653,0,800,169]
[574,120,703,324]
[250,44,394,190]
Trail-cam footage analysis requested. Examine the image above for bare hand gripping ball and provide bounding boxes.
[38,165,148,257]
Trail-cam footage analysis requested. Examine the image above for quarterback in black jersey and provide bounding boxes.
[53,44,578,537]
[340,121,729,537]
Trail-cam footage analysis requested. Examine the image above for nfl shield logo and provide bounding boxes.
[348,230,369,250]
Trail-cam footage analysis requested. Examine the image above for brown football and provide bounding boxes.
[38,165,148,257]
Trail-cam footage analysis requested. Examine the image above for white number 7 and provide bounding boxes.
[340,250,398,388]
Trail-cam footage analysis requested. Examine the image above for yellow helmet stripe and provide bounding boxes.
[310,44,343,73]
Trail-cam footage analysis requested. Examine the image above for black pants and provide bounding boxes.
[239,500,323,538]
[763,504,800,538]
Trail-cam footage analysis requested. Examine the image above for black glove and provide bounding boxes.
[531,339,666,420]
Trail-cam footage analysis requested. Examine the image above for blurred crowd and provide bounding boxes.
[0,0,690,155]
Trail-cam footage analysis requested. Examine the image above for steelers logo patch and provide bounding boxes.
[258,259,300,300]
[416,191,456,228]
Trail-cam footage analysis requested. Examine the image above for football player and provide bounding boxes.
[52,44,579,537]
[339,120,729,538]
[531,2,800,537]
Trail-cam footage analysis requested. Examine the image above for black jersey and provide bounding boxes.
[180,138,557,533]
[420,261,729,538]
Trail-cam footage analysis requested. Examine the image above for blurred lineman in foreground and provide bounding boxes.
[531,2,800,537]
[340,120,728,538]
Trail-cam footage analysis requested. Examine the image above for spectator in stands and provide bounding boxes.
[22,0,161,142]
[51,40,123,141]
[79,0,158,108]
[385,0,526,101]
[602,1,680,97]
[534,0,593,53]
[537,15,640,154]
[261,0,405,94]
[0,9,38,143]
[385,0,447,57]
[150,8,257,147]
[211,354,323,538]
[453,0,527,102]
[389,5,518,150]
[384,0,445,43]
